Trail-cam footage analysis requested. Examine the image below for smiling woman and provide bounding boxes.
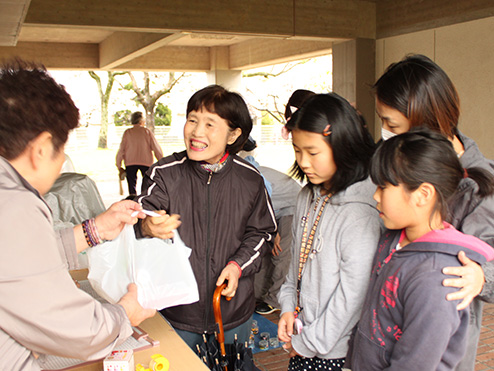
[135,84,277,354]
[184,108,241,164]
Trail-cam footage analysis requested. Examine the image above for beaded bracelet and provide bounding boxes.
[88,218,104,245]
[82,218,104,247]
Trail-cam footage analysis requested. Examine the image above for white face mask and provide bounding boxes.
[381,127,398,141]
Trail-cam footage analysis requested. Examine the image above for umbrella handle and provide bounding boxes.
[213,283,232,359]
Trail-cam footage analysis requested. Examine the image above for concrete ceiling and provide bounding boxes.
[0,0,493,71]
[0,0,30,46]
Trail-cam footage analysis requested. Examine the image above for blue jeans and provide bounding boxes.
[173,315,253,351]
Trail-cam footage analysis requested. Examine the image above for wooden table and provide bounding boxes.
[68,270,209,371]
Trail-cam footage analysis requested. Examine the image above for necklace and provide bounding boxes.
[295,193,331,315]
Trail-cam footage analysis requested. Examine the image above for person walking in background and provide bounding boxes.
[116,111,163,196]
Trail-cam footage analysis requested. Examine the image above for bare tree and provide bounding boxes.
[124,72,185,133]
[88,71,126,148]
[242,61,305,79]
[245,91,285,124]
[243,60,308,124]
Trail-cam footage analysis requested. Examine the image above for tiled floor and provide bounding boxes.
[476,303,494,370]
[254,303,494,371]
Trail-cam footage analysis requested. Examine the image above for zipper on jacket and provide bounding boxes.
[203,170,213,332]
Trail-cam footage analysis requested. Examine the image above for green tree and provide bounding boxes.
[124,72,184,133]
[155,103,172,126]
[88,71,126,148]
[113,109,132,126]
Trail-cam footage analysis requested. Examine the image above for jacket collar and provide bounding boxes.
[0,156,43,200]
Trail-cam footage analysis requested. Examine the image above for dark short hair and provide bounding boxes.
[287,93,375,195]
[284,89,316,121]
[131,111,143,125]
[0,59,79,160]
[371,128,494,220]
[186,84,252,154]
[373,54,460,138]
[242,136,257,152]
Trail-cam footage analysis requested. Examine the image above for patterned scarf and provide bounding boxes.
[199,152,229,173]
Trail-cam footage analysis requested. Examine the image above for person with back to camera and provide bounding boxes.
[248,89,315,315]
[277,93,381,371]
[237,136,302,315]
[116,111,163,196]
[373,54,494,371]
[349,129,494,370]
[0,60,158,371]
[134,84,277,350]
[281,89,316,140]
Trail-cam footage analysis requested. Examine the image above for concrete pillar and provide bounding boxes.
[207,46,242,91]
[332,38,377,139]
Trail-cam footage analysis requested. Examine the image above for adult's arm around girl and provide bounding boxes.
[442,178,494,305]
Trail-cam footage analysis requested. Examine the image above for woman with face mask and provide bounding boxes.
[373,54,494,371]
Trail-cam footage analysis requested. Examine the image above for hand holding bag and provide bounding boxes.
[87,224,199,310]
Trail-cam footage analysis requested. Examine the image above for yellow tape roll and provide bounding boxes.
[149,354,169,371]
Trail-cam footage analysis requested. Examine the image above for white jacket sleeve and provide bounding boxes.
[0,194,133,366]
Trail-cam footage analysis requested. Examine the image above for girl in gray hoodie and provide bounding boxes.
[278,93,381,371]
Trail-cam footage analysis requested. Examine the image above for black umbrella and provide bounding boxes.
[208,283,261,371]
[197,334,220,369]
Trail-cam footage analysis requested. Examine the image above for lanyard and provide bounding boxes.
[295,194,330,315]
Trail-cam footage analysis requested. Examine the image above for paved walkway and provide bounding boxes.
[253,303,494,371]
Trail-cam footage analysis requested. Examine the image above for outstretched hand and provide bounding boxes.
[94,200,145,241]
[140,210,181,240]
[443,251,485,310]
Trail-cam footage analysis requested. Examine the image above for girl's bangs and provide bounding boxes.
[370,144,400,187]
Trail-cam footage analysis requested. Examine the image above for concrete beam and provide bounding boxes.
[377,0,494,38]
[295,0,376,39]
[0,41,98,69]
[0,0,31,46]
[24,0,376,40]
[116,46,210,72]
[230,39,333,70]
[99,31,186,69]
[24,0,294,37]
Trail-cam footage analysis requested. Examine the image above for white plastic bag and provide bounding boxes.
[87,224,199,310]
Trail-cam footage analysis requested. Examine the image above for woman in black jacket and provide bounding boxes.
[136,85,277,350]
